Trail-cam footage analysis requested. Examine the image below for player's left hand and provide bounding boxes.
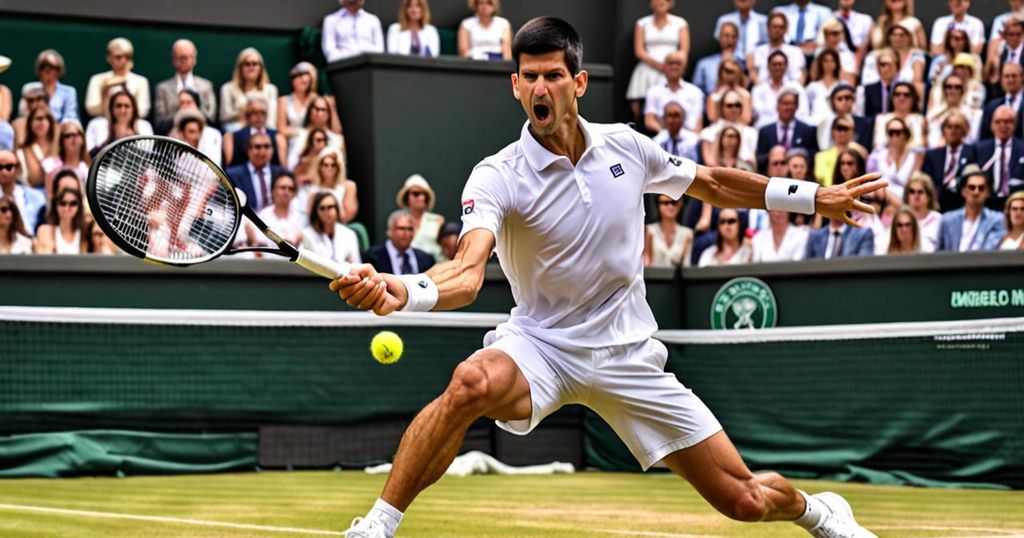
[815,173,887,227]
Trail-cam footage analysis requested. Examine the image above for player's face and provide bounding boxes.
[512,51,588,137]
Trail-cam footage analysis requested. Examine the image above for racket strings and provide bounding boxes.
[92,139,238,262]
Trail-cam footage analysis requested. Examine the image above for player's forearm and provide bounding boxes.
[424,258,485,311]
[691,165,770,210]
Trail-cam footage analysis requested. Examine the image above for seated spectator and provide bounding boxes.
[364,209,434,274]
[751,51,810,128]
[903,173,942,251]
[816,83,873,150]
[225,132,284,212]
[814,20,856,84]
[825,146,867,197]
[12,85,49,148]
[693,21,741,96]
[871,82,925,150]
[775,0,833,57]
[33,169,79,235]
[0,149,45,232]
[301,190,361,265]
[173,109,222,167]
[294,127,330,187]
[18,50,77,123]
[85,88,153,154]
[0,119,11,152]
[701,90,758,166]
[254,171,304,247]
[806,49,843,128]
[223,94,286,168]
[984,19,1024,89]
[804,215,874,259]
[998,191,1024,248]
[787,147,812,181]
[698,208,751,267]
[626,0,688,120]
[715,0,767,65]
[937,165,1006,251]
[930,28,981,89]
[887,208,922,254]
[85,38,150,119]
[747,12,805,85]
[987,0,1024,59]
[279,62,320,142]
[977,105,1024,211]
[746,146,790,235]
[42,120,89,193]
[0,195,32,254]
[869,0,927,56]
[33,187,85,254]
[0,56,10,122]
[927,75,982,148]
[304,146,357,223]
[863,24,926,101]
[84,219,116,255]
[945,53,987,110]
[713,126,755,172]
[437,221,462,262]
[388,0,440,57]
[644,194,693,268]
[980,63,1024,140]
[704,58,752,125]
[855,185,901,254]
[396,174,443,261]
[154,39,217,127]
[856,48,899,118]
[17,106,57,189]
[644,52,703,134]
[833,0,874,68]
[867,117,923,199]
[755,89,817,172]
[814,118,866,186]
[459,0,514,61]
[322,0,385,63]
[220,48,279,133]
[286,95,344,170]
[167,90,222,165]
[930,0,985,57]
[653,101,700,164]
[751,209,808,262]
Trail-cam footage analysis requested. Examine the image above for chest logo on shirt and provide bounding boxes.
[462,199,475,215]
[610,164,625,178]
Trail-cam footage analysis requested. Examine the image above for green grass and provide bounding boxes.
[0,471,1020,537]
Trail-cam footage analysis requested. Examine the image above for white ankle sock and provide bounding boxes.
[368,498,403,536]
[793,491,826,530]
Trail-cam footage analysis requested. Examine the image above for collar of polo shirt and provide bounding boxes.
[520,117,606,172]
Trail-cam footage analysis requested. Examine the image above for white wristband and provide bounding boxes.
[765,177,818,214]
[397,274,439,312]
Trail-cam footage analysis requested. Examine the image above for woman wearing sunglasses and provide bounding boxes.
[697,208,751,267]
[33,187,86,254]
[0,196,33,254]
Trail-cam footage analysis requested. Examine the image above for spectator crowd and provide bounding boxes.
[1,0,1022,268]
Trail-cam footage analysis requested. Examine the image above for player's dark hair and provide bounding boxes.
[512,17,583,75]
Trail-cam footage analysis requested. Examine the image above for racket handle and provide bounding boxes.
[295,247,352,279]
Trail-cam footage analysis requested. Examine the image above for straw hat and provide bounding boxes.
[396,174,436,211]
[0,55,11,75]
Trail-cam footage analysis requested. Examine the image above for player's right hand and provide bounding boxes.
[329,265,404,315]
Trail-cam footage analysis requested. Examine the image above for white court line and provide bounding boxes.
[0,503,343,536]
[597,530,722,538]
[873,526,1024,535]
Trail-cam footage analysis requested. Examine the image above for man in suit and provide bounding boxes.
[937,165,1006,251]
[804,218,874,259]
[921,111,977,211]
[755,88,817,173]
[221,95,286,168]
[979,63,1024,140]
[975,105,1024,210]
[984,18,1024,91]
[153,40,216,126]
[363,210,435,275]
[857,48,898,118]
[225,132,283,212]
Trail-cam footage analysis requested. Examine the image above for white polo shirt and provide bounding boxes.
[460,118,696,350]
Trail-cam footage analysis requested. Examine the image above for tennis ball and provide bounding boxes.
[370,331,403,364]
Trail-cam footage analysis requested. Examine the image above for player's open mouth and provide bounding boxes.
[534,104,550,121]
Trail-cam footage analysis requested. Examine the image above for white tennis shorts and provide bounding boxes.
[484,328,723,470]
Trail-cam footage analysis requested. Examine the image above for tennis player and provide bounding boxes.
[333,17,883,538]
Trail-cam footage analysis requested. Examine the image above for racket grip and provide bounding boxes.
[295,248,352,279]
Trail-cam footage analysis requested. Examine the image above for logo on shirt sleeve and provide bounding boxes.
[610,164,625,178]
[668,156,683,167]
[462,199,475,215]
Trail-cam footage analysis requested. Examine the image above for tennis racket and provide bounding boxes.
[86,135,349,279]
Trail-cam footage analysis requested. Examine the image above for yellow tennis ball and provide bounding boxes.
[370,331,403,364]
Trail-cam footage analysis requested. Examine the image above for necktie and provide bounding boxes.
[944,147,960,188]
[795,7,807,44]
[1001,141,1013,197]
[830,230,843,259]
[881,84,889,114]
[670,137,679,157]
[738,16,747,57]
[399,251,412,274]
[780,123,790,149]
[257,167,268,209]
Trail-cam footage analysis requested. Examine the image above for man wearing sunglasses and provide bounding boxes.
[0,150,44,233]
[937,164,1006,251]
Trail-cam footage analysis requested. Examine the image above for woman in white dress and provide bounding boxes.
[816,20,856,84]
[33,187,85,254]
[806,49,842,129]
[870,0,927,54]
[16,107,57,189]
[862,24,926,98]
[388,0,441,57]
[85,89,153,153]
[925,75,981,148]
[457,0,512,61]
[643,194,693,268]
[0,197,33,255]
[396,174,444,261]
[867,116,923,199]
[902,173,941,252]
[626,0,689,122]
[254,171,304,248]
[301,191,361,265]
[42,119,89,194]
[701,90,758,166]
[751,210,809,263]
[998,192,1024,250]
[698,208,751,267]
[220,48,279,133]
[929,28,981,89]
[287,95,344,170]
[277,62,318,141]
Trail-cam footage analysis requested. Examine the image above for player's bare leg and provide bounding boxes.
[662,432,876,536]
[344,349,532,537]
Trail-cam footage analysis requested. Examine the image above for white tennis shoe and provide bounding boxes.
[343,516,389,538]
[806,492,878,538]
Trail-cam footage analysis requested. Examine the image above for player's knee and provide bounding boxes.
[446,361,493,410]
[720,483,767,522]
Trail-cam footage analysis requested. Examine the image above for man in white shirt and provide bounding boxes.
[715,0,768,63]
[773,0,833,56]
[644,52,704,134]
[987,0,1024,58]
[984,18,1024,86]
[748,12,807,85]
[752,51,810,128]
[334,17,882,538]
[322,0,385,63]
[930,0,986,56]
[653,101,701,163]
[154,40,217,126]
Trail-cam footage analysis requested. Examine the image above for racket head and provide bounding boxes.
[87,135,242,267]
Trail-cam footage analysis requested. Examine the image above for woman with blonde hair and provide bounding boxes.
[872,82,926,151]
[998,191,1024,249]
[16,106,57,188]
[815,20,856,83]
[902,172,940,251]
[644,194,693,268]
[887,207,921,254]
[870,0,926,53]
[287,95,345,170]
[42,120,90,193]
[925,78,980,148]
[305,146,357,224]
[388,0,440,57]
[625,0,689,122]
[18,49,78,122]
[85,37,151,118]
[457,0,512,61]
[220,48,279,133]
